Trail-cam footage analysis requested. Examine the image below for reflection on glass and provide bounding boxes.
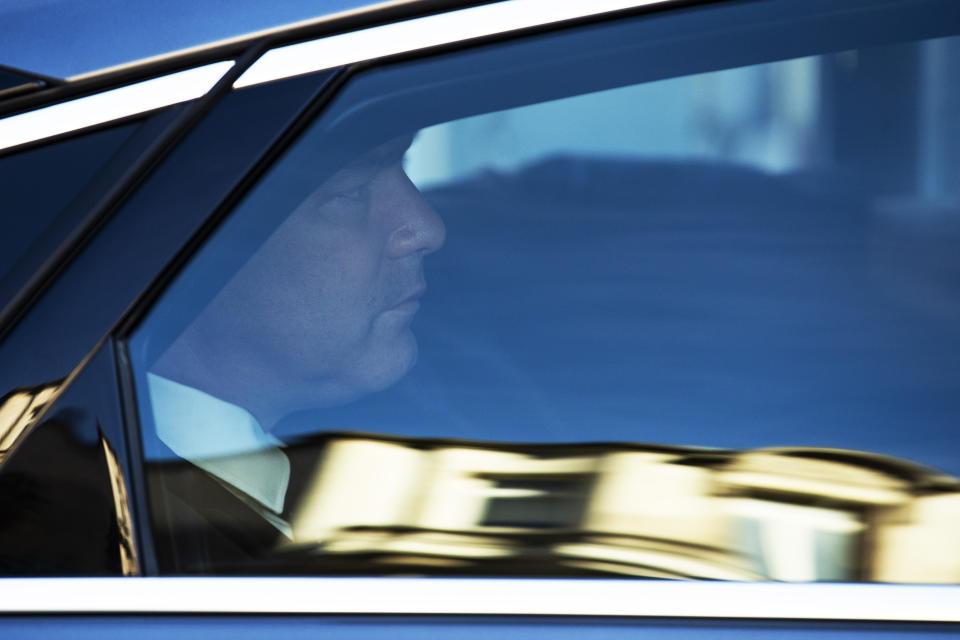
[147,432,960,582]
[101,435,139,576]
[0,382,60,465]
[0,383,139,575]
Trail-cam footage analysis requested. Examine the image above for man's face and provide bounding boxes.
[202,136,445,411]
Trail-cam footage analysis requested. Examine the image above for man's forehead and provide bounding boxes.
[348,134,415,172]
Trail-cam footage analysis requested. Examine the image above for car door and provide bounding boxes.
[2,0,960,635]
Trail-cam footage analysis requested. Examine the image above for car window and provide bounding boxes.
[0,67,38,94]
[128,0,960,579]
[0,347,135,576]
[0,123,138,290]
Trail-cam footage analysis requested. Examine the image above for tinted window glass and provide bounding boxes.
[129,0,960,581]
[0,67,37,93]
[0,347,135,576]
[0,123,138,292]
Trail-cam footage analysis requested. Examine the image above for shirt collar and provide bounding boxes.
[146,373,290,514]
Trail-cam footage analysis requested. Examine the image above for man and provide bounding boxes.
[143,135,445,566]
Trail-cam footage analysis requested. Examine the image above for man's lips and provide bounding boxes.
[390,288,425,313]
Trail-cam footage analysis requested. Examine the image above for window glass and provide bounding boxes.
[0,67,37,93]
[0,347,135,576]
[130,2,960,580]
[0,123,139,297]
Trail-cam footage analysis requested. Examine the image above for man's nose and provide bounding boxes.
[385,172,446,258]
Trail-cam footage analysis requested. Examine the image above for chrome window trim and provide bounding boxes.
[0,578,958,621]
[0,62,234,153]
[233,0,679,88]
[63,0,438,83]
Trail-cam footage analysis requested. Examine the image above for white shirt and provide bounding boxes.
[146,373,291,526]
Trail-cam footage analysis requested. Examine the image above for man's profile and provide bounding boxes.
[143,134,445,555]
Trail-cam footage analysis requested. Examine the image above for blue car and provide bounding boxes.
[2,0,960,636]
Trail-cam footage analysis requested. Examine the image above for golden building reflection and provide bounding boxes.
[279,432,960,583]
[101,435,139,576]
[0,382,60,465]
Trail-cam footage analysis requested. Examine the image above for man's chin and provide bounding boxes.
[283,332,419,410]
[345,334,419,397]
